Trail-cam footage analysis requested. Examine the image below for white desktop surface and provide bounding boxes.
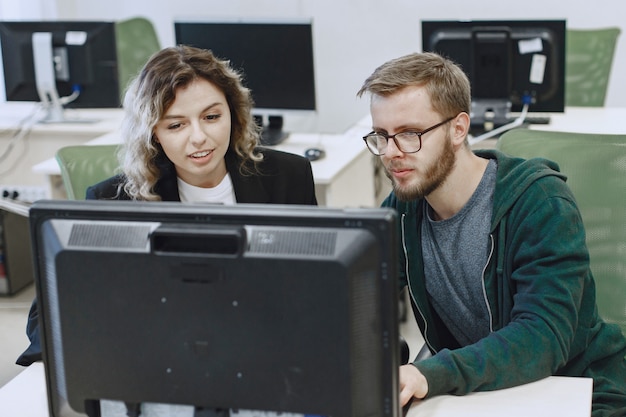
[0,103,124,189]
[406,375,592,417]
[0,102,123,136]
[0,362,47,417]
[468,106,626,149]
[531,106,626,134]
[0,362,593,417]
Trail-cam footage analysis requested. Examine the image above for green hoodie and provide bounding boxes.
[383,149,626,414]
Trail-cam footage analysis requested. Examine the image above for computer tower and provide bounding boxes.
[0,199,33,295]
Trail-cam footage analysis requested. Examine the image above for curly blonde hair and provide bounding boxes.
[119,45,262,200]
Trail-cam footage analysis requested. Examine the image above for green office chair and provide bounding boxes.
[55,144,121,200]
[115,17,161,98]
[566,27,621,107]
[497,129,626,336]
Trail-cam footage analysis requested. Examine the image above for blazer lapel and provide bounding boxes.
[225,151,271,204]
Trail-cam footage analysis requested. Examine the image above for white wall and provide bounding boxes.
[0,0,56,20]
[25,1,626,132]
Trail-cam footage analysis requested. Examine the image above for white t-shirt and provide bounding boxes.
[176,173,236,205]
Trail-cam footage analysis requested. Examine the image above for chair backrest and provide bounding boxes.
[566,27,621,107]
[115,17,161,98]
[55,145,121,200]
[497,128,626,336]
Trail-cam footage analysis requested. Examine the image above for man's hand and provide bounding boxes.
[399,364,429,406]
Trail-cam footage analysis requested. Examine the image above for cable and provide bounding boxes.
[0,85,84,178]
[0,104,41,165]
[60,84,81,105]
[0,86,81,177]
[469,102,529,146]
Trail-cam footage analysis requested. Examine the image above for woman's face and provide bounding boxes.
[153,78,232,188]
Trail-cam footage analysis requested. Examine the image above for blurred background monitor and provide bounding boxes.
[422,19,566,128]
[30,200,400,417]
[0,21,120,122]
[174,18,317,145]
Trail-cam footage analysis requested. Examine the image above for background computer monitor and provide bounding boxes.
[30,200,400,417]
[422,20,566,126]
[0,21,120,121]
[174,18,317,145]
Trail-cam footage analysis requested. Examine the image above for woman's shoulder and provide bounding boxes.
[255,147,312,169]
[85,174,128,200]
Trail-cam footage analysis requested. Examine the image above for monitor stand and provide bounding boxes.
[31,32,98,124]
[470,98,511,133]
[469,98,552,137]
[256,114,289,146]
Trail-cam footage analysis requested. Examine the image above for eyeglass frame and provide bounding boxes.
[362,116,456,156]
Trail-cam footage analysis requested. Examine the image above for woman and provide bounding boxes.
[87,44,317,204]
[17,45,317,367]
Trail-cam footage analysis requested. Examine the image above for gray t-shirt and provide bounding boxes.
[421,159,497,346]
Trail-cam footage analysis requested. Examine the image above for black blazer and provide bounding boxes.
[86,147,318,205]
[16,147,317,367]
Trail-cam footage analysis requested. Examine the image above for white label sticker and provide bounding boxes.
[65,31,87,45]
[518,37,544,55]
[529,54,547,84]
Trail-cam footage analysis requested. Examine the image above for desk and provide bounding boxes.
[0,363,47,417]
[0,363,592,417]
[32,127,377,208]
[407,375,592,417]
[0,103,123,192]
[531,106,626,134]
[469,106,626,150]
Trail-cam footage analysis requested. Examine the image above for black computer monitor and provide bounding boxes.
[0,21,120,122]
[30,199,400,417]
[422,20,566,128]
[174,18,317,145]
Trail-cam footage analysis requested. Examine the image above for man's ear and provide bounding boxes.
[452,112,470,145]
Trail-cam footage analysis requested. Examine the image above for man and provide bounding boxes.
[357,52,626,416]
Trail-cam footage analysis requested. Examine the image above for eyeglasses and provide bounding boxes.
[362,116,455,156]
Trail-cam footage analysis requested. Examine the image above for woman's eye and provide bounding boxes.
[205,113,221,121]
[167,122,183,130]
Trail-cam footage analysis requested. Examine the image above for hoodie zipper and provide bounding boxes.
[401,213,436,353]
[481,234,495,333]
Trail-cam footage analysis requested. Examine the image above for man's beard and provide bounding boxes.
[384,134,455,202]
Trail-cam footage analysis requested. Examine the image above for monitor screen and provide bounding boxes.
[422,20,566,123]
[175,19,316,112]
[0,21,120,109]
[30,200,400,417]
